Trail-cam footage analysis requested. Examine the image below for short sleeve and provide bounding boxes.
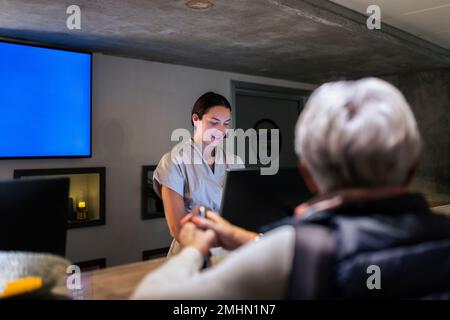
[153,152,185,199]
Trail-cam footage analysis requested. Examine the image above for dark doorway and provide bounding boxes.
[231,81,311,168]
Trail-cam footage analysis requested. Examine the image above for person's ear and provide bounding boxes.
[299,160,318,194]
[404,158,420,187]
[192,114,200,128]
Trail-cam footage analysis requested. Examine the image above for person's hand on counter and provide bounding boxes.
[182,208,258,250]
[178,222,217,256]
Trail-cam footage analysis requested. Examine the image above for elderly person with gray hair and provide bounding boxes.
[132,78,450,300]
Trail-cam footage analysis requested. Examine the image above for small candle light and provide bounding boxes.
[78,201,86,209]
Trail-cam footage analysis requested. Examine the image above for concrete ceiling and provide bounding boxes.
[0,0,449,84]
[331,0,450,50]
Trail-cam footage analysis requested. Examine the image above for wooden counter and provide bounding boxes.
[53,257,166,300]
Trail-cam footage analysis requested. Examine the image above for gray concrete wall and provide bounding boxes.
[382,69,450,206]
[0,53,315,267]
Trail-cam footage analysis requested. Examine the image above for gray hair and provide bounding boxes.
[295,78,422,193]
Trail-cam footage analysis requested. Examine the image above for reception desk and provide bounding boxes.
[53,257,166,300]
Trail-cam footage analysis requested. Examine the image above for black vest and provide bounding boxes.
[284,193,450,299]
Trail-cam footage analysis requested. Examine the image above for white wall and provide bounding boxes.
[0,53,315,267]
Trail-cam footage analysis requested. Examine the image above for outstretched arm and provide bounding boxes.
[131,225,295,300]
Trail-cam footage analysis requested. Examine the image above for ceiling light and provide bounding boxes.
[186,0,214,10]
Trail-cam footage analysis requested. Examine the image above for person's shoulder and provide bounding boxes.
[159,140,193,166]
[157,150,176,168]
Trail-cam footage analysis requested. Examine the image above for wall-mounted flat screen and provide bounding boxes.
[0,41,91,158]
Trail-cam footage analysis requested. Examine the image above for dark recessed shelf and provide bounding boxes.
[142,247,170,261]
[68,219,105,229]
[74,258,107,272]
[142,165,165,220]
[14,167,106,229]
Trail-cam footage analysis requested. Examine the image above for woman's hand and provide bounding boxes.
[182,207,258,250]
[178,222,217,256]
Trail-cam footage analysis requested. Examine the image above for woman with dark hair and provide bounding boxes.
[153,92,244,256]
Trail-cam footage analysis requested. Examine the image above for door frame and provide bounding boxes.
[230,81,312,129]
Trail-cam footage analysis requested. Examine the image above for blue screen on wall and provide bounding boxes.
[0,41,91,158]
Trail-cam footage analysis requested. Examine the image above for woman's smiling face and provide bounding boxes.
[193,105,231,145]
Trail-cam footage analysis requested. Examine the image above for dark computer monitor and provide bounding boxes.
[220,167,313,232]
[0,177,69,256]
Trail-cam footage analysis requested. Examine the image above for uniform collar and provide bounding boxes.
[189,139,225,177]
[295,187,407,218]
[298,190,430,222]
